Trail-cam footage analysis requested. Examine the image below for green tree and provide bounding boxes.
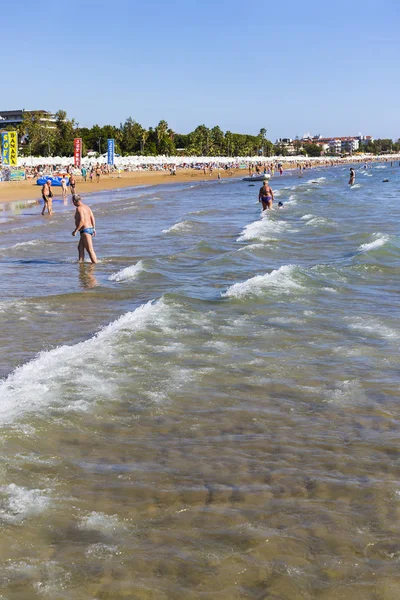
[173,133,190,152]
[145,127,158,155]
[140,130,148,154]
[154,120,175,154]
[21,111,57,156]
[273,143,288,156]
[120,117,145,154]
[224,130,233,156]
[293,138,302,154]
[188,125,210,155]
[263,139,274,157]
[53,110,76,156]
[258,127,267,155]
[303,143,322,157]
[211,126,224,154]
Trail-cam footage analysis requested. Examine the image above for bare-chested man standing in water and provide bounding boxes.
[71,194,98,263]
[41,180,54,215]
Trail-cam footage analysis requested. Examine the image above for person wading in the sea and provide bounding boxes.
[69,173,76,196]
[41,180,54,215]
[71,194,98,263]
[349,168,355,186]
[258,175,274,210]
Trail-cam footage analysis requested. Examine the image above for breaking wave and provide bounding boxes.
[358,234,389,252]
[162,220,192,234]
[237,216,287,242]
[109,260,145,282]
[222,265,303,299]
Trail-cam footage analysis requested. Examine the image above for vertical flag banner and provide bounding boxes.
[8,131,18,166]
[107,139,115,165]
[74,138,82,167]
[1,133,9,165]
[1,131,18,166]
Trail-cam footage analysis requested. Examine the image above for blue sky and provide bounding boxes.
[2,0,399,140]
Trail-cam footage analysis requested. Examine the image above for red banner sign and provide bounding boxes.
[74,138,82,167]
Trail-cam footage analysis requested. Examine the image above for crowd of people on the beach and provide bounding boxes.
[25,162,111,180]
[10,153,400,180]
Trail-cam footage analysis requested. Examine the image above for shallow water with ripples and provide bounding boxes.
[0,164,400,599]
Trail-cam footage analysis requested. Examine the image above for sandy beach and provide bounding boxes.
[0,168,245,206]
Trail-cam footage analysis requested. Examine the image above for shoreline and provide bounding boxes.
[0,157,393,207]
[0,168,245,206]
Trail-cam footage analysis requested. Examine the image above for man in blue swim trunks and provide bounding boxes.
[72,194,98,263]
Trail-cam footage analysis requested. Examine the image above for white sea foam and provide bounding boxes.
[237,217,286,242]
[204,340,231,352]
[0,240,43,252]
[358,234,389,252]
[109,260,145,282]
[347,316,398,339]
[286,194,297,205]
[0,484,51,523]
[351,184,361,189]
[307,177,326,183]
[301,214,314,220]
[326,380,366,405]
[85,543,119,558]
[33,562,71,596]
[0,300,13,314]
[268,316,304,325]
[222,265,303,299]
[0,298,211,423]
[305,216,333,227]
[237,243,266,252]
[162,220,192,234]
[146,366,193,403]
[0,299,171,424]
[79,511,123,534]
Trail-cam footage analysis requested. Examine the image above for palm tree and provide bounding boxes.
[141,130,148,154]
[155,120,169,153]
[259,128,267,156]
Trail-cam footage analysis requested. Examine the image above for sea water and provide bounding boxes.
[0,164,399,599]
